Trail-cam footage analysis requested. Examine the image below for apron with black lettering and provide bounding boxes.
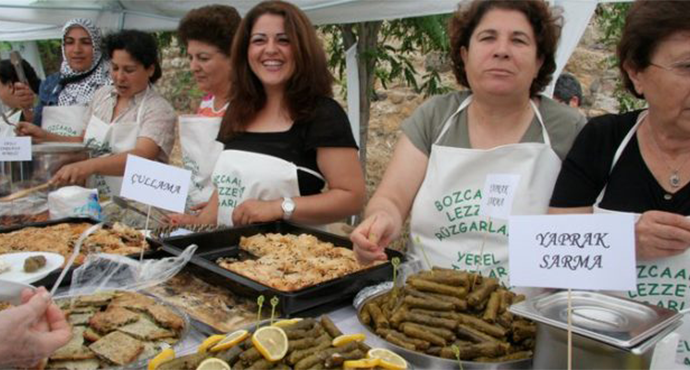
[178,115,223,209]
[83,88,150,199]
[593,110,690,366]
[211,149,324,227]
[42,105,89,136]
[409,95,562,295]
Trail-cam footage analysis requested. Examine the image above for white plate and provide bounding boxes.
[0,252,64,284]
[0,280,35,305]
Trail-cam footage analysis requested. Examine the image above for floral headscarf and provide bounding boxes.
[57,18,110,106]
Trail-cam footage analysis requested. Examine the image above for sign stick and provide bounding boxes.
[472,217,490,288]
[568,288,573,370]
[140,205,152,261]
[414,235,432,270]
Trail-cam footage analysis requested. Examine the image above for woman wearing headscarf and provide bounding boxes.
[22,18,110,136]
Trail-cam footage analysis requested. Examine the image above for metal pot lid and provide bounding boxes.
[509,290,682,349]
[32,142,86,153]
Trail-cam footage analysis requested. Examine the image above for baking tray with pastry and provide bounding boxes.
[155,221,405,316]
[0,217,157,288]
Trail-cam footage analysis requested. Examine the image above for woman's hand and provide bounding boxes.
[0,287,72,368]
[351,212,398,264]
[636,210,690,260]
[51,161,95,186]
[166,213,201,226]
[15,122,48,143]
[232,199,282,226]
[12,83,36,111]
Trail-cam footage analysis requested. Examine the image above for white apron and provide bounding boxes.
[593,110,690,367]
[83,88,150,198]
[42,105,88,136]
[409,95,562,295]
[0,109,20,137]
[178,115,224,209]
[211,149,324,227]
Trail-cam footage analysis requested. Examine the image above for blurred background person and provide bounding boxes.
[549,0,690,364]
[177,4,242,210]
[0,59,41,136]
[553,72,583,108]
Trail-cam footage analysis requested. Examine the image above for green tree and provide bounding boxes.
[321,15,452,178]
[595,3,645,113]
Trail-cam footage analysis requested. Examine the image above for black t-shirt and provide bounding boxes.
[222,97,358,196]
[550,110,690,214]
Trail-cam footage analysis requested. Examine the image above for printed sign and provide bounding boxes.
[509,214,636,291]
[120,155,191,213]
[479,174,520,219]
[0,137,31,161]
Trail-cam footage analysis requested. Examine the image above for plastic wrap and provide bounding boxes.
[61,244,198,297]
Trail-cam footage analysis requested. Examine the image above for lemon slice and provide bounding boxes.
[147,348,175,370]
[197,334,226,354]
[367,348,408,370]
[251,326,288,361]
[210,330,250,352]
[343,358,380,369]
[272,318,303,328]
[332,333,366,347]
[195,358,230,370]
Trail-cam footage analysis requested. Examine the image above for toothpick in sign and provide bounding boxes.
[568,289,573,370]
[471,221,489,288]
[139,205,153,261]
[256,295,265,327]
[270,296,279,325]
[451,344,464,370]
[414,235,431,270]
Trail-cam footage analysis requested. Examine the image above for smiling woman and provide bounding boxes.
[351,0,586,297]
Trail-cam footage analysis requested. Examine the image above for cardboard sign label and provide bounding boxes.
[120,155,191,213]
[0,137,31,161]
[509,214,636,291]
[479,174,520,219]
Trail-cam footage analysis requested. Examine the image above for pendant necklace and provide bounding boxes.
[647,120,690,189]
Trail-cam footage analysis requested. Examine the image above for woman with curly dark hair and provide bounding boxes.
[17,30,176,199]
[177,4,241,209]
[170,1,365,227]
[352,0,585,292]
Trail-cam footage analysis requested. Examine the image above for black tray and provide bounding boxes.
[0,217,158,288]
[155,221,404,317]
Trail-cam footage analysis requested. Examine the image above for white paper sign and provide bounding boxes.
[509,214,636,291]
[0,137,31,161]
[479,174,520,219]
[120,155,191,213]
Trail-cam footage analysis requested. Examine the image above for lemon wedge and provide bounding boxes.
[272,318,303,328]
[195,358,230,370]
[210,330,250,352]
[197,334,225,354]
[367,348,408,370]
[147,348,175,370]
[332,333,366,347]
[343,358,381,369]
[251,326,288,361]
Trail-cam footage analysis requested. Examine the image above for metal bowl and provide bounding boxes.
[357,290,532,370]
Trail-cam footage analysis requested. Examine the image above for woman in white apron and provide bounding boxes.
[168,1,364,228]
[0,59,41,137]
[550,2,690,365]
[176,5,241,210]
[16,30,176,200]
[15,18,109,137]
[351,0,585,292]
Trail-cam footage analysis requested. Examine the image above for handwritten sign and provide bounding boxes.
[509,214,636,291]
[120,155,191,213]
[479,174,520,219]
[0,137,31,161]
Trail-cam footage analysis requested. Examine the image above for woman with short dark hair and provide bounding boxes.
[550,1,690,363]
[352,0,585,293]
[170,0,365,227]
[16,30,176,199]
[176,4,241,209]
[0,59,40,135]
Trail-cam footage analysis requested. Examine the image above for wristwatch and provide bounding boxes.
[281,197,296,220]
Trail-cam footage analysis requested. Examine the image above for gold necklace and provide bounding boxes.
[647,120,690,188]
